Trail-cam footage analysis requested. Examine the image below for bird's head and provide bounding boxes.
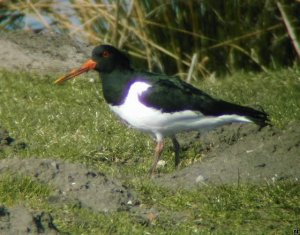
[54,45,130,84]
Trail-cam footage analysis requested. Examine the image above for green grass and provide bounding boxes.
[199,69,300,127]
[0,174,51,206]
[0,68,300,234]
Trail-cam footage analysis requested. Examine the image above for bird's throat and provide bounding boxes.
[100,70,134,106]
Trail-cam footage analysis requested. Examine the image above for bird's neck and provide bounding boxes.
[100,69,135,106]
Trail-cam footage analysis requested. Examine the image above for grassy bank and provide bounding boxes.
[0,68,300,234]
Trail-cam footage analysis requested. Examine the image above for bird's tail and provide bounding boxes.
[215,100,270,127]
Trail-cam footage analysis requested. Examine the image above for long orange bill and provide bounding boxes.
[54,59,97,84]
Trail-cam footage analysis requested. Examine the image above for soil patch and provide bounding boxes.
[0,126,27,152]
[0,205,62,235]
[0,31,91,74]
[155,122,300,190]
[0,126,14,149]
[0,158,138,213]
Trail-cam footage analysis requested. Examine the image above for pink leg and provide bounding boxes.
[148,140,164,176]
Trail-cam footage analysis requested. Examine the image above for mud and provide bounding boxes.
[0,31,91,74]
[0,126,26,152]
[155,123,300,190]
[0,158,138,213]
[0,126,14,149]
[0,205,62,235]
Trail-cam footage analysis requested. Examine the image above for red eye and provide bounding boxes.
[102,50,110,58]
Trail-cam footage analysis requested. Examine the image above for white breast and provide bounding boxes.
[109,81,252,140]
[109,81,161,129]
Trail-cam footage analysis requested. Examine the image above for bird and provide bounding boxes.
[54,45,269,176]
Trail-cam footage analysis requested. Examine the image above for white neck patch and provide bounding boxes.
[125,81,151,104]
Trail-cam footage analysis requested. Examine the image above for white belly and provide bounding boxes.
[109,81,252,140]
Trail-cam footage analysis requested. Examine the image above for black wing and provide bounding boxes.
[139,73,269,127]
[139,74,214,113]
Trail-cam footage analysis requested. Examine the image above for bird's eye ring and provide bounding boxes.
[102,50,110,58]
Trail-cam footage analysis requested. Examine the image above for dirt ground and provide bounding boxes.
[155,123,300,189]
[0,31,299,234]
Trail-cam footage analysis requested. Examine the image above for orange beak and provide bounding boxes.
[54,59,97,84]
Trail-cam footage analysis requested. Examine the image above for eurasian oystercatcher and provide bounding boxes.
[55,45,269,175]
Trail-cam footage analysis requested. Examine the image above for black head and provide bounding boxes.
[92,45,131,73]
[54,45,131,84]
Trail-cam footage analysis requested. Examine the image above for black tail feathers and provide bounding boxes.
[216,100,271,128]
[245,107,270,128]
